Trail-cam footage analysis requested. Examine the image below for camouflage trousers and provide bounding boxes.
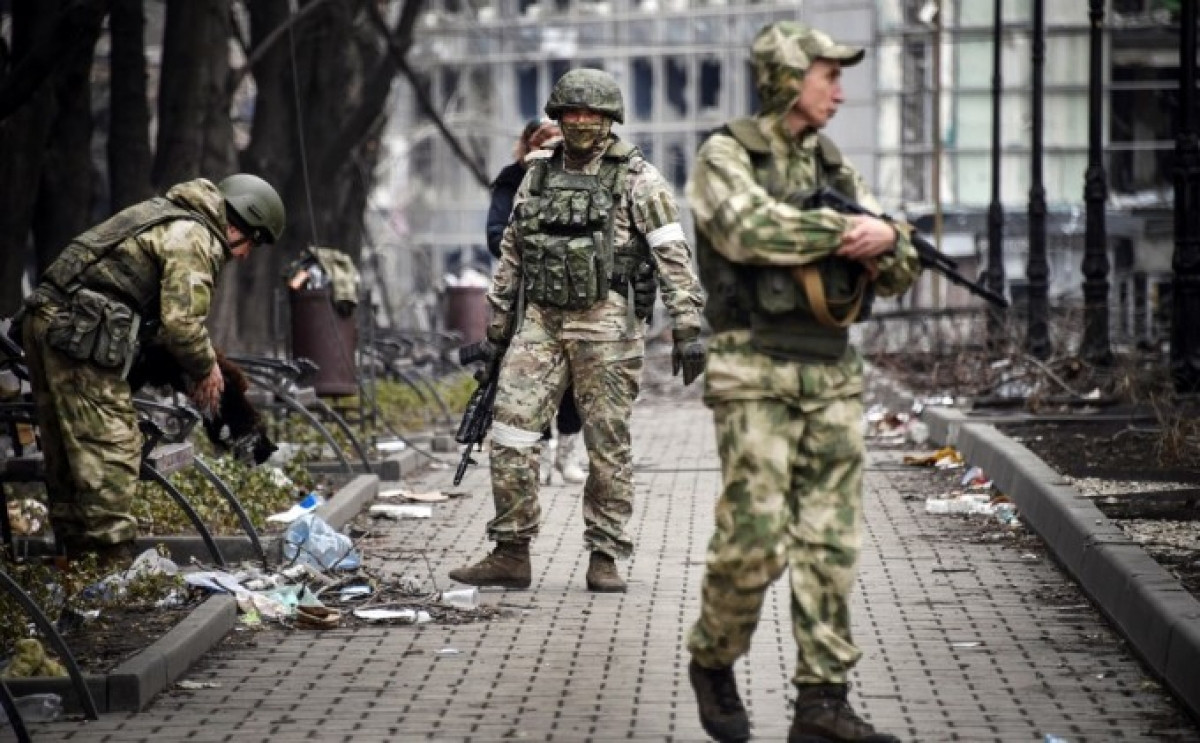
[23,312,141,548]
[487,319,643,559]
[687,395,865,686]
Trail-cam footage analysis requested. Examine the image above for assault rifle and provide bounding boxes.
[806,186,1010,309]
[453,341,503,486]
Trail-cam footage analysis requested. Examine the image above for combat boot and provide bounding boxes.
[448,541,531,589]
[687,660,750,742]
[585,551,626,592]
[789,684,900,743]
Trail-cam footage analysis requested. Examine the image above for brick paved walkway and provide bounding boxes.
[35,392,1197,742]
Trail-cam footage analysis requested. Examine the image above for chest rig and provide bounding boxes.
[696,118,869,362]
[514,140,648,312]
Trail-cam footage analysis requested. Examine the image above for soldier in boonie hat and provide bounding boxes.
[752,21,865,115]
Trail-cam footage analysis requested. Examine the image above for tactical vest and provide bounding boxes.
[696,118,868,362]
[513,140,649,312]
[40,196,221,317]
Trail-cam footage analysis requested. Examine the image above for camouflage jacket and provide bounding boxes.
[32,179,230,380]
[687,114,921,403]
[488,137,704,344]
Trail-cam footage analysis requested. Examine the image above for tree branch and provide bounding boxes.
[365,0,490,188]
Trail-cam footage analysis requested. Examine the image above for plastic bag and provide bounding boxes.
[282,514,360,570]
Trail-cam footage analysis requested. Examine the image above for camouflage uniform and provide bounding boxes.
[685,24,922,691]
[22,179,230,550]
[484,137,704,560]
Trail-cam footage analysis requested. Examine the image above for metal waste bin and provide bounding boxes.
[445,286,488,344]
[290,287,358,397]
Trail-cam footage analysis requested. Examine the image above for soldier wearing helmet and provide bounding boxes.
[20,174,285,566]
[448,68,706,594]
[684,22,920,743]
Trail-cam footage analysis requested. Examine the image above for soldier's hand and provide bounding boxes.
[671,331,706,387]
[837,216,896,260]
[191,362,225,415]
[631,263,658,321]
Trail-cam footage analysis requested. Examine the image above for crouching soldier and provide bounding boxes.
[20,174,285,566]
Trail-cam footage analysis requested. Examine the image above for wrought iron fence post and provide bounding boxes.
[1026,0,1051,359]
[1082,0,1112,365]
[1172,0,1200,392]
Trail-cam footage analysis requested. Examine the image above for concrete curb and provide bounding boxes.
[918,405,1200,720]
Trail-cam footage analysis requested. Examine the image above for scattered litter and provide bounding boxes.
[352,608,430,624]
[376,440,407,452]
[440,587,479,610]
[1020,553,1039,561]
[338,584,374,601]
[378,488,449,502]
[925,494,992,515]
[6,693,63,722]
[1044,735,1070,743]
[960,466,990,488]
[176,680,221,690]
[369,504,433,520]
[266,492,325,524]
[295,605,341,630]
[283,514,362,570]
[903,447,963,469]
[950,641,983,648]
[437,647,461,655]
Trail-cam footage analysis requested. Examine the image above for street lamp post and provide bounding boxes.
[986,0,1007,352]
[1082,0,1112,365]
[1172,0,1200,392]
[1026,0,1051,359]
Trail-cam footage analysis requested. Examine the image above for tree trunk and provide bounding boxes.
[107,0,153,212]
[153,0,233,190]
[32,6,105,272]
[0,2,63,314]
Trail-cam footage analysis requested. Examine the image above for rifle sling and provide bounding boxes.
[792,265,868,329]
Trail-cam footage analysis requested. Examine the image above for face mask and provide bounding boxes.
[561,118,611,155]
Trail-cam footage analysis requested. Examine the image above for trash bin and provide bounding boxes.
[445,286,488,345]
[290,287,358,397]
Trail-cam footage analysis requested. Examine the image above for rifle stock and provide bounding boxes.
[808,187,1010,309]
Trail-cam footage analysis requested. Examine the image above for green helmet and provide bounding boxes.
[219,173,286,244]
[544,68,625,124]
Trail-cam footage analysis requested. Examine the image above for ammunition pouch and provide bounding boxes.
[45,287,140,376]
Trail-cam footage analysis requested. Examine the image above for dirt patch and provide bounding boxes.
[997,418,1200,600]
[55,601,200,675]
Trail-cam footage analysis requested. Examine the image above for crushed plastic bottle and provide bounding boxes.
[3,693,64,725]
[283,513,361,570]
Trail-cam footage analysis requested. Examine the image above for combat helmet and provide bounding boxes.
[219,173,286,244]
[544,68,625,124]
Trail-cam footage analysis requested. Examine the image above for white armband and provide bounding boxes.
[646,223,686,248]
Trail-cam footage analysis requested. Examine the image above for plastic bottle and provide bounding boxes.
[5,693,64,725]
[283,513,361,570]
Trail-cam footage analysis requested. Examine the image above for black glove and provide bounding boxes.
[631,263,658,321]
[671,330,705,387]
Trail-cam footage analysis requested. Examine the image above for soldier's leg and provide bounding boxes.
[485,324,570,543]
[567,338,642,559]
[22,317,86,546]
[687,398,800,668]
[25,317,140,548]
[788,396,865,686]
